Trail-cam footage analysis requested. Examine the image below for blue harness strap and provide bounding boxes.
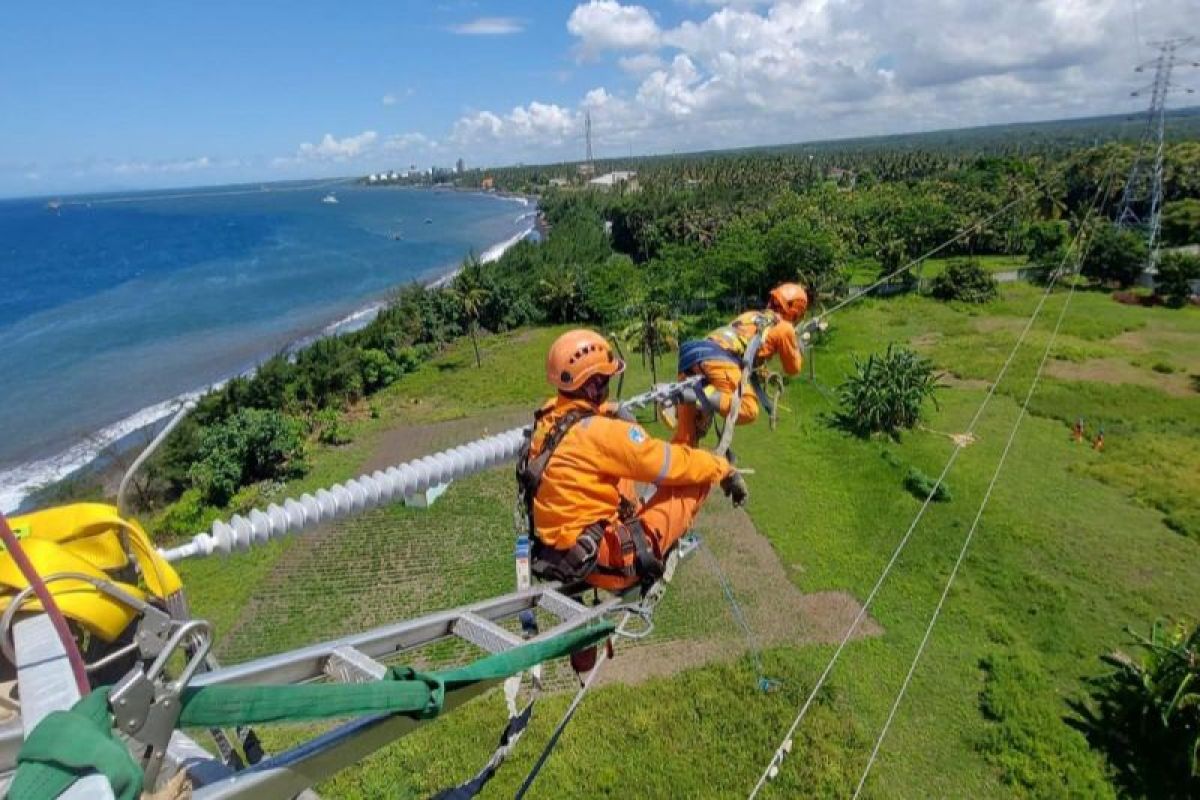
[677,339,775,417]
[677,339,740,375]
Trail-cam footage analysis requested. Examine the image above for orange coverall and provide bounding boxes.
[673,312,805,446]
[531,396,731,590]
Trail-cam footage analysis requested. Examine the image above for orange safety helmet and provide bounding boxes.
[546,329,625,392]
[768,282,809,322]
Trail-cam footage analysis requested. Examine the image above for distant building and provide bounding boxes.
[481,176,495,191]
[548,177,570,187]
[456,158,465,174]
[368,173,380,183]
[577,162,595,177]
[588,170,637,190]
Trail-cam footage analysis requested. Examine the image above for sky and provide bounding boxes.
[2,0,1197,197]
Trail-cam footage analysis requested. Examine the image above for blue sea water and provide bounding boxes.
[0,181,535,510]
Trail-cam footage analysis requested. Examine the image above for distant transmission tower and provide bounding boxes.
[584,110,595,177]
[1115,38,1197,270]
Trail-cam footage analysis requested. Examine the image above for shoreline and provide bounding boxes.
[0,192,539,514]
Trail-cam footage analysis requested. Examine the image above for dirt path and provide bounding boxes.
[601,502,882,686]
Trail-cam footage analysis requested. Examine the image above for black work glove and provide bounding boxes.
[721,470,749,507]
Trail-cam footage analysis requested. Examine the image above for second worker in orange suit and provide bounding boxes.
[672,282,809,446]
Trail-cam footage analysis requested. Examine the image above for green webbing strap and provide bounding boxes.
[9,620,614,799]
[9,687,142,800]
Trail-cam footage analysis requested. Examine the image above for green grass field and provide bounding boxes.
[178,286,1200,798]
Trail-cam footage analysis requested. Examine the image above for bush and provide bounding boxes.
[187,409,308,506]
[1161,198,1200,246]
[929,259,999,303]
[1075,618,1200,797]
[1081,223,1147,288]
[313,407,353,446]
[359,348,399,392]
[153,487,221,538]
[1154,251,1200,308]
[836,345,940,438]
[903,468,952,502]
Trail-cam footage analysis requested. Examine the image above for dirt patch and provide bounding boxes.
[1046,357,1196,397]
[939,373,991,391]
[601,503,882,686]
[363,407,531,473]
[910,332,941,350]
[973,316,1024,334]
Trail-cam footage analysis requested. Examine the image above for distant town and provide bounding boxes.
[358,158,639,194]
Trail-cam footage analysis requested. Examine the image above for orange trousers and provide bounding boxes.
[672,360,759,446]
[588,480,713,591]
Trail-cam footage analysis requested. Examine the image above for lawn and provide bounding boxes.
[178,286,1200,798]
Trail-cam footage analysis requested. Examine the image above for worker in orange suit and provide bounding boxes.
[672,282,809,446]
[518,329,747,591]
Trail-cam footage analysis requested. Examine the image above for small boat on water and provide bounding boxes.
[424,217,433,224]
[45,200,62,213]
[322,193,339,204]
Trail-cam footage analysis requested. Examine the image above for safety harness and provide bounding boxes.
[515,406,662,585]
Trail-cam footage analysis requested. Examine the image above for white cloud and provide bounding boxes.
[294,131,379,162]
[568,1,661,55]
[382,94,398,106]
[618,53,665,74]
[453,102,580,146]
[111,156,218,175]
[383,132,437,152]
[449,16,524,35]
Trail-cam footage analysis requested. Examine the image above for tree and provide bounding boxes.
[451,257,491,367]
[1154,252,1200,308]
[763,218,842,299]
[619,301,681,416]
[537,267,587,323]
[929,259,999,303]
[188,408,307,506]
[1081,223,1147,288]
[1161,199,1200,246]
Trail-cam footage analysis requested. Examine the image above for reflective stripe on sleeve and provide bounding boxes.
[653,442,672,484]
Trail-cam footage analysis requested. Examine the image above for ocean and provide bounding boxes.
[0,181,536,512]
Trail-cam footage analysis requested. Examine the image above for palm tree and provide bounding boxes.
[619,301,681,418]
[452,257,490,368]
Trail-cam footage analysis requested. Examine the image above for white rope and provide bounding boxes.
[849,165,1122,798]
[851,262,1085,799]
[746,170,1115,799]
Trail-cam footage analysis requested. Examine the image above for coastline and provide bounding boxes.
[0,192,539,514]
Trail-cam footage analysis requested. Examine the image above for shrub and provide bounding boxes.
[187,409,308,506]
[1081,223,1147,288]
[1075,618,1200,797]
[1154,251,1200,308]
[929,259,999,303]
[153,488,221,539]
[903,468,952,502]
[359,348,399,392]
[314,408,353,446]
[836,345,940,438]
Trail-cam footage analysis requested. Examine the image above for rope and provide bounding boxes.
[850,163,1122,798]
[702,544,779,692]
[513,610,633,800]
[746,167,1116,799]
[851,249,1088,799]
[0,511,89,695]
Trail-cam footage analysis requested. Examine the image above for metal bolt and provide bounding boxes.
[118,698,127,706]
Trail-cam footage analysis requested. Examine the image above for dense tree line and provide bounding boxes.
[144,136,1200,534]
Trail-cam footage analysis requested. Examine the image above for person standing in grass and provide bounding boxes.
[671,282,809,446]
[518,329,747,591]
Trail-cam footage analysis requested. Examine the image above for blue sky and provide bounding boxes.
[2,0,1193,197]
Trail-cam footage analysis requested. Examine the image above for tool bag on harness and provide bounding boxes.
[515,410,661,585]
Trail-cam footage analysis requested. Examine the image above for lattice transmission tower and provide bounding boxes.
[584,110,595,177]
[1115,37,1197,270]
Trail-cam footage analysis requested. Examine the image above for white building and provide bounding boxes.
[588,171,637,189]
